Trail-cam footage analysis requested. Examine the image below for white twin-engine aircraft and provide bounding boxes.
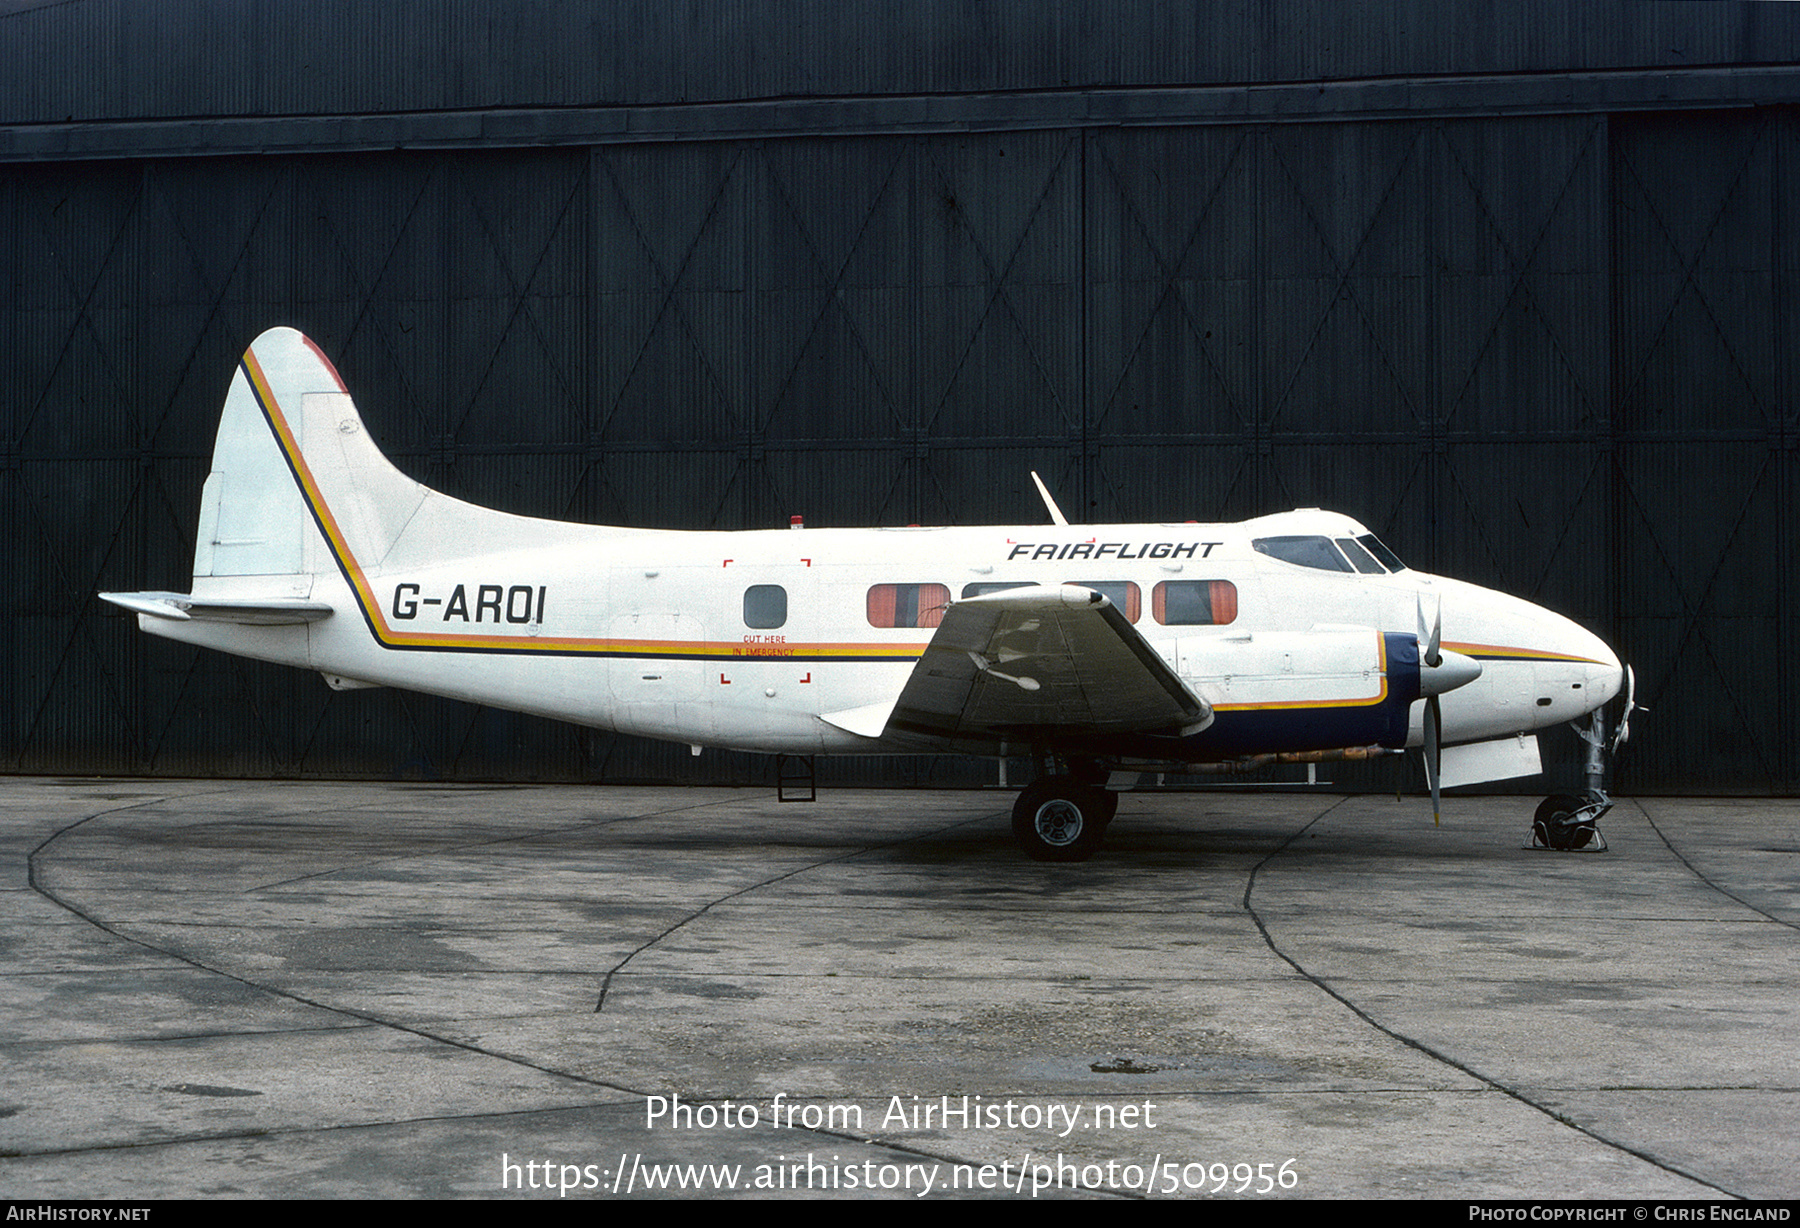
[104,328,1634,860]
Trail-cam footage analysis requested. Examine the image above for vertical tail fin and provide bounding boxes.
[197,327,425,583]
[105,326,608,634]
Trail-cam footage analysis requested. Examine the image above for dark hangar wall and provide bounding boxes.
[2,2,1795,793]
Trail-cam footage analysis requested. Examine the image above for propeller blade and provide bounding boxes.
[1416,593,1442,668]
[1424,694,1442,827]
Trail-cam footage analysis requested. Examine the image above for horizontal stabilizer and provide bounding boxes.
[101,591,333,626]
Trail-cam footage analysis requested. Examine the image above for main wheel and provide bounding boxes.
[1011,776,1108,862]
[1533,794,1594,850]
[1090,786,1119,828]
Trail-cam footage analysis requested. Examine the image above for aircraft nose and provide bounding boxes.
[1557,616,1624,710]
[1590,642,1626,707]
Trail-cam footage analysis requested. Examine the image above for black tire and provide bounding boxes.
[1533,794,1594,850]
[1063,759,1119,827]
[1090,787,1119,828]
[1011,776,1108,862]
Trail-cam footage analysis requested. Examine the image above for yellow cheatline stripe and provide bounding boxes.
[1444,640,1609,665]
[243,345,927,661]
[243,348,400,643]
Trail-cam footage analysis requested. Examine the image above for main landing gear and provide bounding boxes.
[1011,771,1118,862]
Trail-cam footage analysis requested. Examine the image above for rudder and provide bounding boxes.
[195,327,424,583]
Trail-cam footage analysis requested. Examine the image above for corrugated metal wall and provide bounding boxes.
[1611,111,1796,794]
[3,4,1796,792]
[6,1,1800,120]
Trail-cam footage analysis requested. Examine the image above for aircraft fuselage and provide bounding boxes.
[153,510,1620,762]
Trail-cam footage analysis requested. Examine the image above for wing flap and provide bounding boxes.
[885,585,1210,742]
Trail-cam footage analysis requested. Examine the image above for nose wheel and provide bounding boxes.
[1530,793,1609,851]
[1011,775,1116,862]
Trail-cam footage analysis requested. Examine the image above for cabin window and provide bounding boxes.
[961,582,1038,598]
[743,584,787,629]
[867,583,949,628]
[1152,579,1238,626]
[1252,535,1352,571]
[1066,580,1141,623]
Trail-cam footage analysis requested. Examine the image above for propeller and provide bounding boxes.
[1414,593,1442,825]
[1412,593,1484,827]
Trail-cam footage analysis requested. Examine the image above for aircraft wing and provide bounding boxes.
[879,585,1211,743]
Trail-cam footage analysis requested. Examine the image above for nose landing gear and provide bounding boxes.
[1529,671,1637,852]
[1530,793,1607,851]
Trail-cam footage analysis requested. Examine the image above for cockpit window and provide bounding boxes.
[1357,533,1406,572]
[1335,537,1386,574]
[1252,535,1352,572]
